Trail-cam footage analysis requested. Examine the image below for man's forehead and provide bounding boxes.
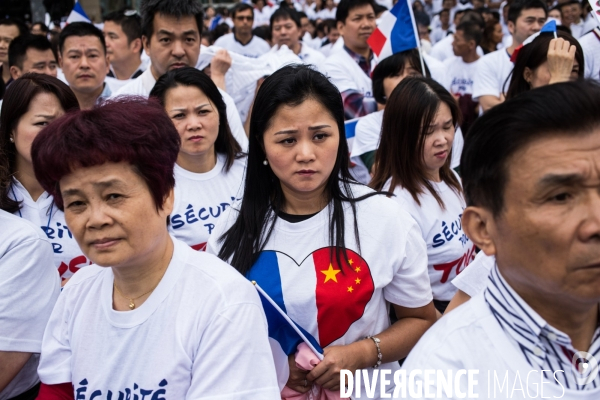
[0,24,20,37]
[64,35,104,51]
[347,4,375,17]
[273,17,296,27]
[103,21,123,34]
[152,13,199,34]
[518,8,547,19]
[25,47,56,61]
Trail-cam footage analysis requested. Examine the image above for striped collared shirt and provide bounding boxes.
[484,265,600,390]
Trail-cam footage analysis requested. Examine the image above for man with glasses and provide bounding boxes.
[214,3,271,58]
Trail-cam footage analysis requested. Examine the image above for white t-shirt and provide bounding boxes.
[580,29,600,82]
[451,251,495,297]
[443,56,479,97]
[317,7,337,20]
[472,48,513,101]
[254,6,273,27]
[213,33,272,58]
[38,238,280,399]
[170,155,246,251]
[384,177,475,301]
[111,68,249,152]
[0,210,60,400]
[430,36,485,62]
[423,53,447,85]
[430,26,452,45]
[9,179,91,280]
[570,19,585,39]
[402,292,600,399]
[323,47,375,106]
[207,185,433,399]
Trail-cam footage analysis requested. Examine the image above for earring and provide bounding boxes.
[9,137,14,143]
[263,159,268,166]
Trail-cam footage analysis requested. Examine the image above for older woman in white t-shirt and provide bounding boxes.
[207,65,436,398]
[31,98,279,399]
[370,76,476,313]
[0,73,90,283]
[150,67,246,251]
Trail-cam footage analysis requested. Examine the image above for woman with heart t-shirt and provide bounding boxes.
[207,65,436,399]
[150,68,246,251]
[371,77,476,314]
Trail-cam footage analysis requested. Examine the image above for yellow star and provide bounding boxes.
[355,266,361,273]
[347,286,354,293]
[321,264,341,283]
[355,278,361,285]
[349,259,354,265]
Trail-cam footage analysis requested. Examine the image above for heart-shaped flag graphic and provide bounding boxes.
[248,247,375,348]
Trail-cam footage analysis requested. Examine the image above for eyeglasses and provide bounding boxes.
[235,16,254,21]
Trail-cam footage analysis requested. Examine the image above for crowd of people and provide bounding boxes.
[0,0,598,398]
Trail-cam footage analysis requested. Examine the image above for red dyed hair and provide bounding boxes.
[31,97,181,210]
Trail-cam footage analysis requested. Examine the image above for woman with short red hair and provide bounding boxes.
[32,98,280,399]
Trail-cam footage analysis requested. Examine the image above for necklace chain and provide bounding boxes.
[113,281,159,310]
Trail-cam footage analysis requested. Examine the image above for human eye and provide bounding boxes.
[35,120,49,127]
[160,37,170,43]
[547,192,572,203]
[66,200,86,211]
[107,193,125,202]
[313,132,330,141]
[171,113,185,119]
[278,137,296,145]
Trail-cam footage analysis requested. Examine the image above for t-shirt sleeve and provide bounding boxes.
[186,301,280,399]
[472,55,499,100]
[0,237,60,353]
[37,291,73,385]
[451,252,495,297]
[219,89,249,152]
[383,213,433,308]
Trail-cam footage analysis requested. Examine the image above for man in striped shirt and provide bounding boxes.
[403,80,600,398]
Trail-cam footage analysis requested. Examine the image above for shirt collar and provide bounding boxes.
[141,67,157,96]
[343,45,373,64]
[97,82,112,104]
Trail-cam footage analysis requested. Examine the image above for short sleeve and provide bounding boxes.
[219,89,249,152]
[186,301,280,399]
[0,237,60,353]
[472,54,500,100]
[383,214,433,308]
[323,59,357,94]
[451,252,495,297]
[37,292,73,385]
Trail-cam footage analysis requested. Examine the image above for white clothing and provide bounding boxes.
[38,238,280,399]
[580,29,600,82]
[319,42,335,57]
[317,7,337,20]
[323,47,376,107]
[170,155,246,251]
[9,179,90,280]
[451,251,495,297]
[254,5,273,27]
[423,52,447,85]
[430,26,452,45]
[570,19,585,39]
[429,34,485,62]
[473,48,513,101]
[111,68,249,151]
[207,185,433,399]
[582,14,597,37]
[270,43,327,72]
[213,33,272,58]
[350,109,383,159]
[0,210,60,400]
[384,176,475,301]
[443,56,479,96]
[402,292,600,399]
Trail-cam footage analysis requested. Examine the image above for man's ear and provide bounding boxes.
[462,206,497,257]
[336,20,345,37]
[130,38,143,55]
[9,65,21,80]
[58,52,64,68]
[507,20,515,37]
[142,35,151,57]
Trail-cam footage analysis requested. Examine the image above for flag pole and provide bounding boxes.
[406,0,427,76]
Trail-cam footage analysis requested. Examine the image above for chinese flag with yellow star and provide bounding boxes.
[313,247,374,347]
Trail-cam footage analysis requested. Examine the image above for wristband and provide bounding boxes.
[366,336,382,368]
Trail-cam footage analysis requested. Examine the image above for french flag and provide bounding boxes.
[66,1,91,24]
[345,117,359,151]
[367,0,419,60]
[247,248,375,387]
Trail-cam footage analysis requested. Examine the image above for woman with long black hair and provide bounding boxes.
[370,77,476,314]
[207,65,436,397]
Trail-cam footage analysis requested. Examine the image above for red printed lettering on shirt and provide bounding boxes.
[433,245,476,283]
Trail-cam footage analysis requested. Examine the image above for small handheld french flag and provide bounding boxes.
[367,0,419,60]
[66,1,91,24]
[510,20,557,62]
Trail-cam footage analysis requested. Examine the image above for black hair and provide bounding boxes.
[460,9,485,29]
[232,3,254,19]
[505,30,584,99]
[507,0,548,24]
[141,0,204,39]
[456,21,483,45]
[270,7,302,29]
[217,64,376,275]
[31,22,49,34]
[58,22,106,55]
[150,67,243,171]
[104,9,143,54]
[371,50,430,104]
[414,11,431,27]
[439,8,451,16]
[253,25,272,42]
[210,22,231,43]
[8,34,54,69]
[336,0,376,23]
[0,18,28,37]
[297,11,309,19]
[461,79,600,216]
